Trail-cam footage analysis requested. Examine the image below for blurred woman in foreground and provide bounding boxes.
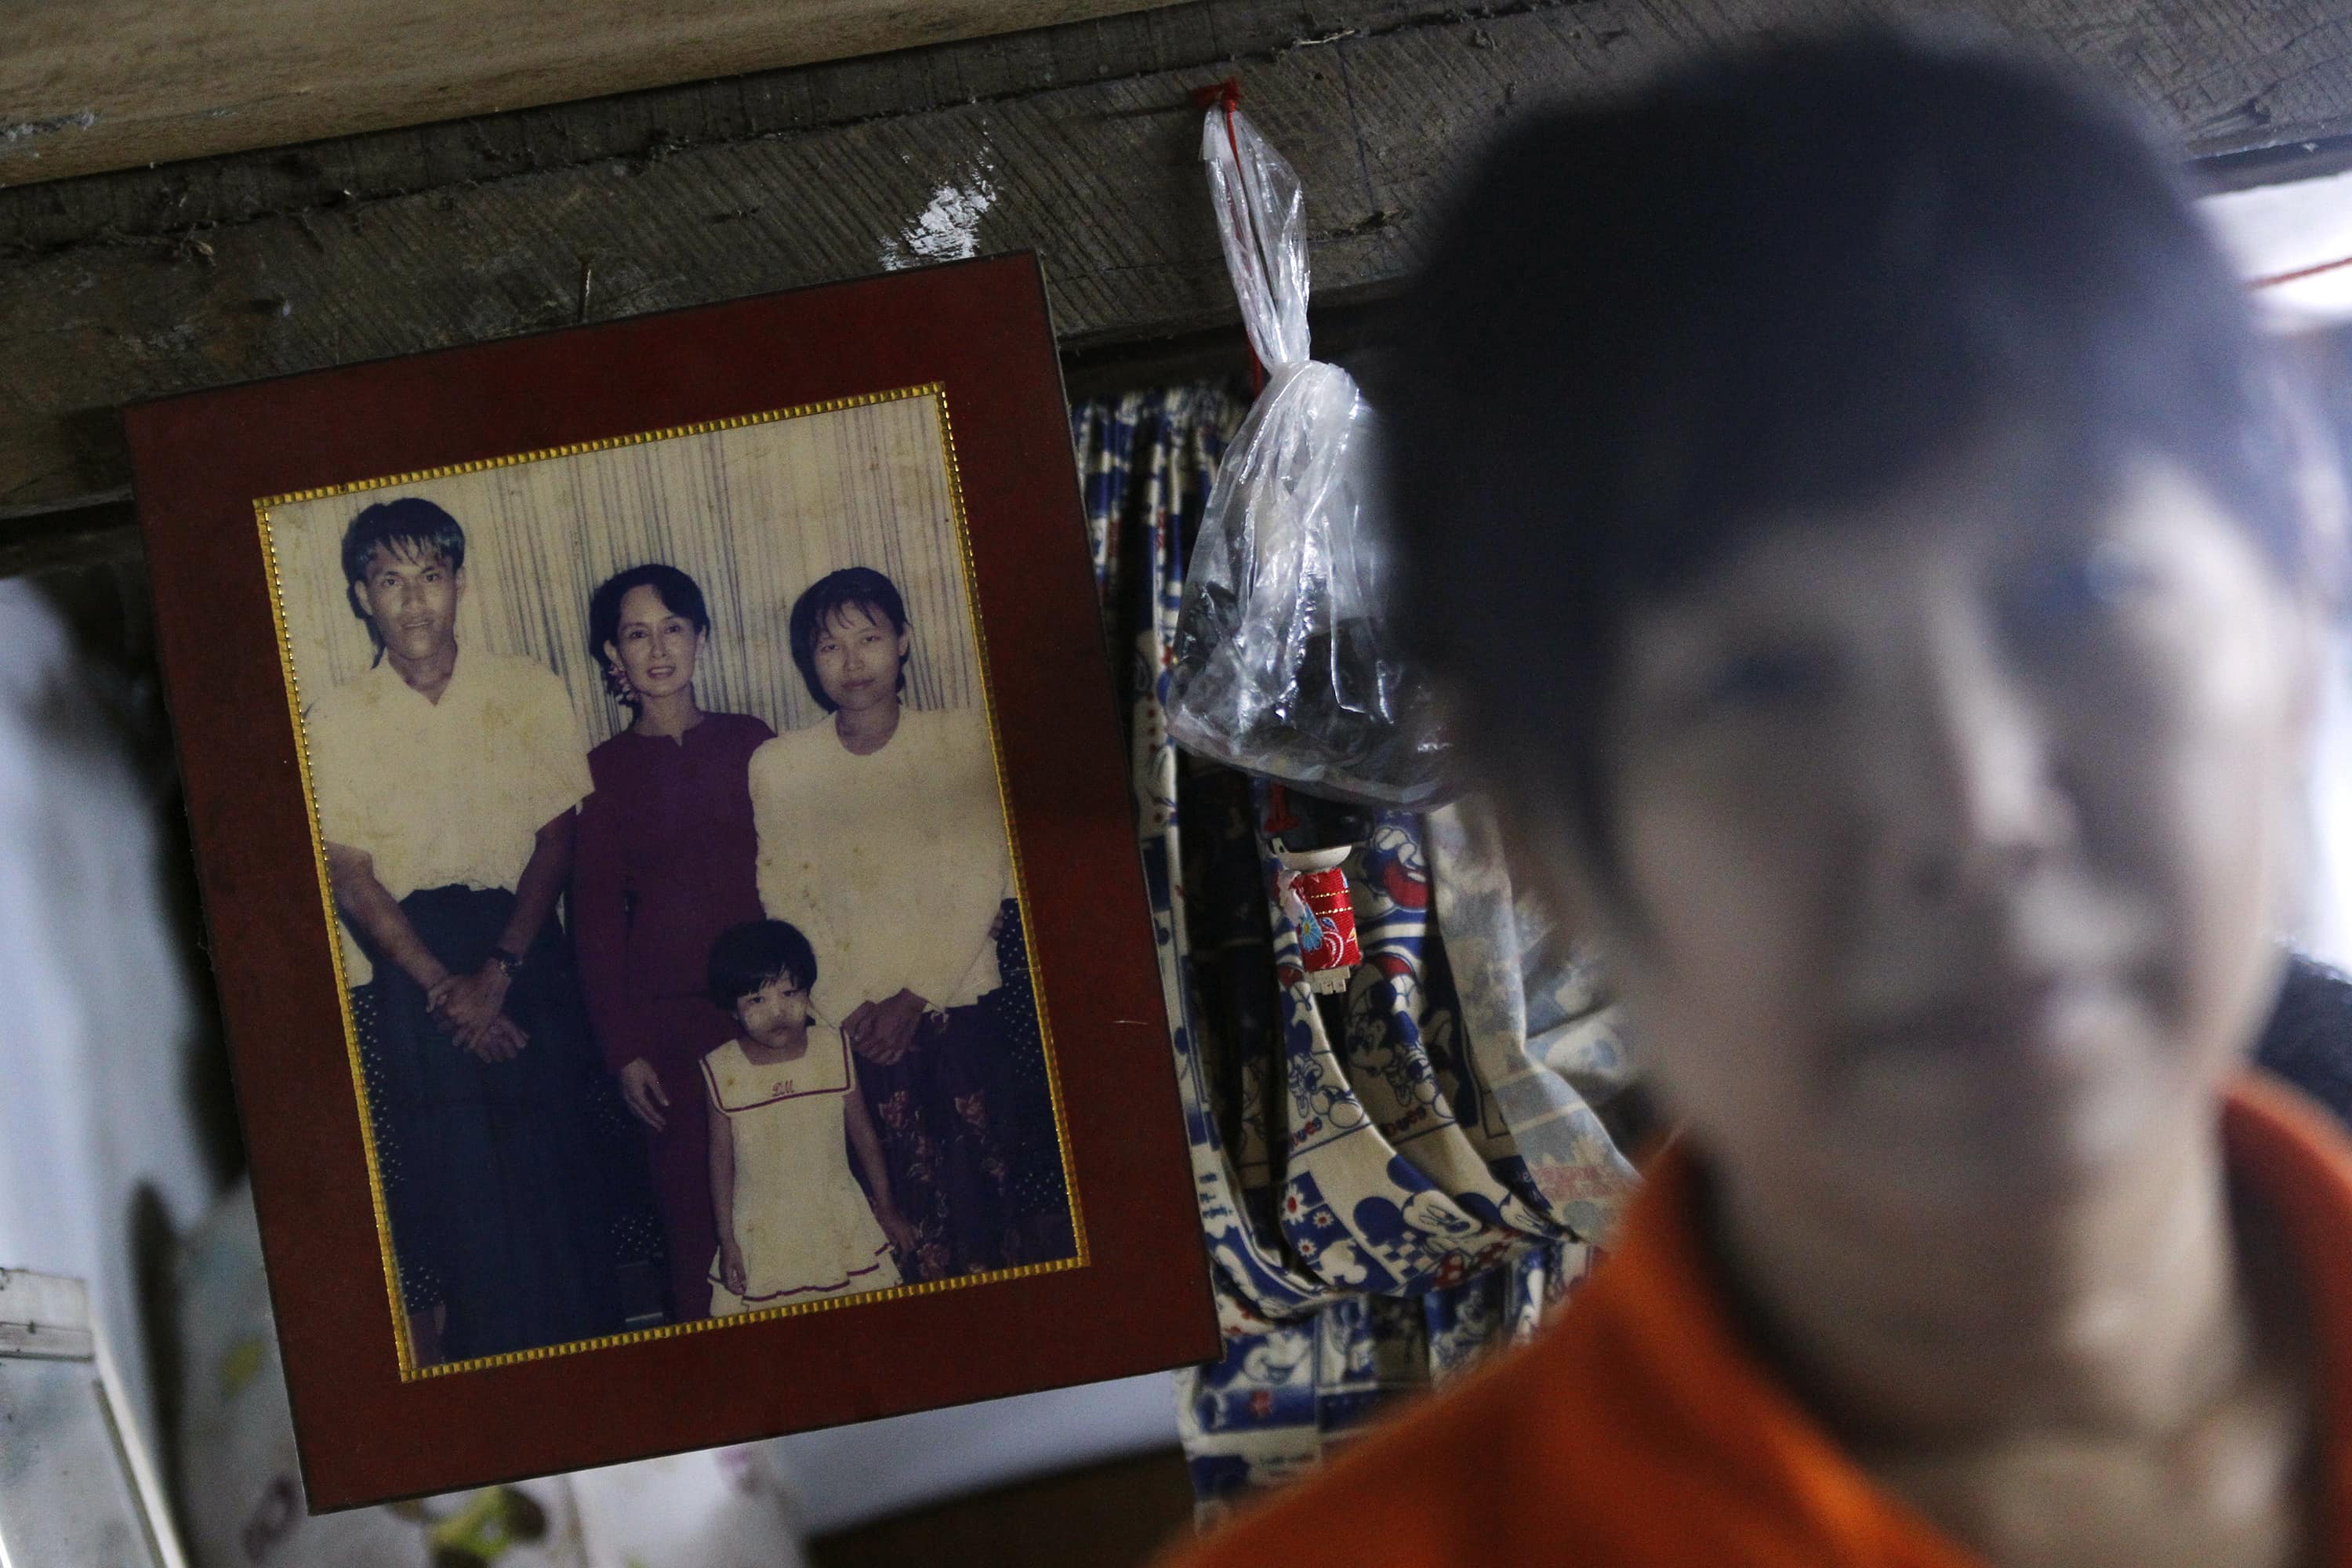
[1175,32,2352,1568]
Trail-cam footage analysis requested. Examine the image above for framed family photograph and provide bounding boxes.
[125,255,1216,1509]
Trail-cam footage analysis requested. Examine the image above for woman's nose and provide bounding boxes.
[1872,608,2073,904]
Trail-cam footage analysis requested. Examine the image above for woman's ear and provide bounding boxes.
[2285,586,2330,748]
[2262,347,2348,746]
[2274,338,2350,619]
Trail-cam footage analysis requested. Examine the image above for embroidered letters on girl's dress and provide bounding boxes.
[703,1032,851,1112]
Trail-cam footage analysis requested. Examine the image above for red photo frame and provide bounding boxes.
[125,254,1216,1509]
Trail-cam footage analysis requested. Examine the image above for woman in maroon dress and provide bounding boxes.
[572,564,773,1321]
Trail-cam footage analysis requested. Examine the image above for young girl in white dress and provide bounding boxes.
[702,920,917,1315]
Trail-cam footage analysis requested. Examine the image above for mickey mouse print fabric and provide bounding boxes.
[1072,387,1644,1512]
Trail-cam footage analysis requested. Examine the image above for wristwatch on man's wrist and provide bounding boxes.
[488,946,524,980]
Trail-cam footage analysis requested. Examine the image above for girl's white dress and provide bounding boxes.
[702,1025,899,1314]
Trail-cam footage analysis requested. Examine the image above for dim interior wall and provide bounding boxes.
[5,0,2352,537]
[0,578,225,1494]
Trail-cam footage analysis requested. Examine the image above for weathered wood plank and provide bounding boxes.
[6,0,2352,526]
[0,0,1193,187]
[0,2,1426,257]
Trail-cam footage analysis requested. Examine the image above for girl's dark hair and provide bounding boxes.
[339,497,468,660]
[706,920,819,1011]
[587,563,712,666]
[1377,29,2299,882]
[788,567,909,713]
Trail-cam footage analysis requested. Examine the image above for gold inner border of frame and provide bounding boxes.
[254,382,1089,1384]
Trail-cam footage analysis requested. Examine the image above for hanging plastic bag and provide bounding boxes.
[1167,96,1450,808]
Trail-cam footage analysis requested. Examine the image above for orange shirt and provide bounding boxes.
[1165,1075,2352,1568]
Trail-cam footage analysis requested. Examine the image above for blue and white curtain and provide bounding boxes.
[1069,388,1646,1515]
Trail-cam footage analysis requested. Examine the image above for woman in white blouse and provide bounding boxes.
[750,567,1069,1278]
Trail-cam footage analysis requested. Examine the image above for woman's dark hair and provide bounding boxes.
[706,920,819,1011]
[789,567,909,713]
[587,563,712,669]
[1378,29,2299,884]
[339,497,467,658]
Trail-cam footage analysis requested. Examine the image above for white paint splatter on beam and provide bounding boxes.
[880,147,997,270]
[0,109,100,143]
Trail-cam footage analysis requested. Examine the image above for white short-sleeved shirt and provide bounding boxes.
[750,706,1012,1025]
[306,648,592,985]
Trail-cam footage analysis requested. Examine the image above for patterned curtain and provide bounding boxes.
[268,391,980,748]
[1069,387,1646,1516]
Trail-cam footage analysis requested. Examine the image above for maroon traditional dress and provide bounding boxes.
[572,710,773,1320]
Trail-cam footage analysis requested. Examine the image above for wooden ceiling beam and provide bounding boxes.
[0,0,1183,187]
[6,0,2352,534]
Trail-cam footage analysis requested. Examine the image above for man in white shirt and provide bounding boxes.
[308,496,622,1365]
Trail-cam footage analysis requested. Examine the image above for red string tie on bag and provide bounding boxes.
[1191,75,1269,395]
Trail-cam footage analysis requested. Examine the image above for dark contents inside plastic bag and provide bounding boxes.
[1163,103,1453,809]
[1173,587,1449,808]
